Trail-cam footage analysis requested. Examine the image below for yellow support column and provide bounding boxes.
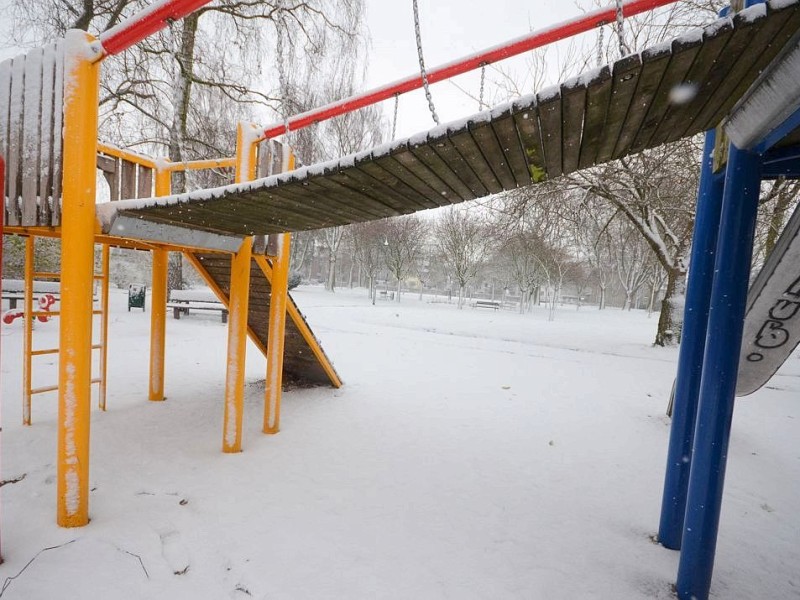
[222,238,252,452]
[149,166,170,401]
[263,233,291,434]
[222,123,257,452]
[57,30,101,528]
[149,249,168,401]
[22,237,34,425]
[235,122,258,183]
[263,150,294,434]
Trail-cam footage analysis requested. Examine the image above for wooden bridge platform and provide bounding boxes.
[98,1,800,241]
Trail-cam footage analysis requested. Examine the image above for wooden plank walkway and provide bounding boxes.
[97,1,800,239]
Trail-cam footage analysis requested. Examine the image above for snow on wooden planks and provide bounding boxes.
[0,42,64,227]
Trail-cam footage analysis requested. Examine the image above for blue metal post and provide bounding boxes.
[676,145,762,600]
[658,130,726,550]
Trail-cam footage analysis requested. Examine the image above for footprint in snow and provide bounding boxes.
[159,529,190,575]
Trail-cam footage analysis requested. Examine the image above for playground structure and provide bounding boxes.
[2,0,800,598]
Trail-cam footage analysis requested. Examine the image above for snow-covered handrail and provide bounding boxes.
[99,0,213,56]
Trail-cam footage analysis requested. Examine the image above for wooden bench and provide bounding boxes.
[167,288,228,323]
[473,299,501,310]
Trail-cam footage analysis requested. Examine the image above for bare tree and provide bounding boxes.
[289,230,320,281]
[574,200,617,310]
[498,225,547,313]
[384,215,428,302]
[436,207,492,309]
[322,226,344,292]
[569,139,698,344]
[612,225,654,311]
[752,178,800,270]
[349,220,388,304]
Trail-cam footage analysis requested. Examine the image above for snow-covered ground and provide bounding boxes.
[1,286,798,599]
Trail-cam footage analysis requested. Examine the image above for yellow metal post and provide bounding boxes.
[263,150,294,434]
[235,122,258,184]
[57,30,101,528]
[222,238,252,453]
[149,249,168,401]
[263,233,291,434]
[221,123,257,451]
[149,166,171,401]
[22,237,34,425]
[155,164,171,196]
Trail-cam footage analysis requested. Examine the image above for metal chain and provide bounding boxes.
[597,24,605,67]
[412,0,440,125]
[615,0,631,56]
[478,63,486,111]
[392,94,399,140]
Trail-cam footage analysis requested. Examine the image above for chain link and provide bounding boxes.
[478,63,486,111]
[392,94,399,140]
[616,0,631,56]
[597,25,605,67]
[412,0,440,125]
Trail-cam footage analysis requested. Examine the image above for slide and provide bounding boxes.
[737,203,800,396]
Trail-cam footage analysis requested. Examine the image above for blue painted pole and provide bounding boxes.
[658,130,726,550]
[676,145,762,600]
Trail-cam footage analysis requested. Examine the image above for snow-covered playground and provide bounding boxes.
[1,286,798,599]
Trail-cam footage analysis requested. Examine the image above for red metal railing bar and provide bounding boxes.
[260,0,680,140]
[99,0,213,56]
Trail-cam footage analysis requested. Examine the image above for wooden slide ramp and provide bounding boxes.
[184,250,340,389]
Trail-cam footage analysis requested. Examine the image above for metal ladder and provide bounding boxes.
[22,237,110,424]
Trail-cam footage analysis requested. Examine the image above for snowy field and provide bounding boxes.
[1,286,798,599]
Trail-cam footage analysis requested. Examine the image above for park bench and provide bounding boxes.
[473,299,501,310]
[2,279,61,309]
[167,288,228,323]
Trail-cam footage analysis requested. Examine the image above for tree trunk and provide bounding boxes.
[654,266,686,346]
[599,284,606,310]
[169,13,199,194]
[648,281,658,316]
[326,253,336,292]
